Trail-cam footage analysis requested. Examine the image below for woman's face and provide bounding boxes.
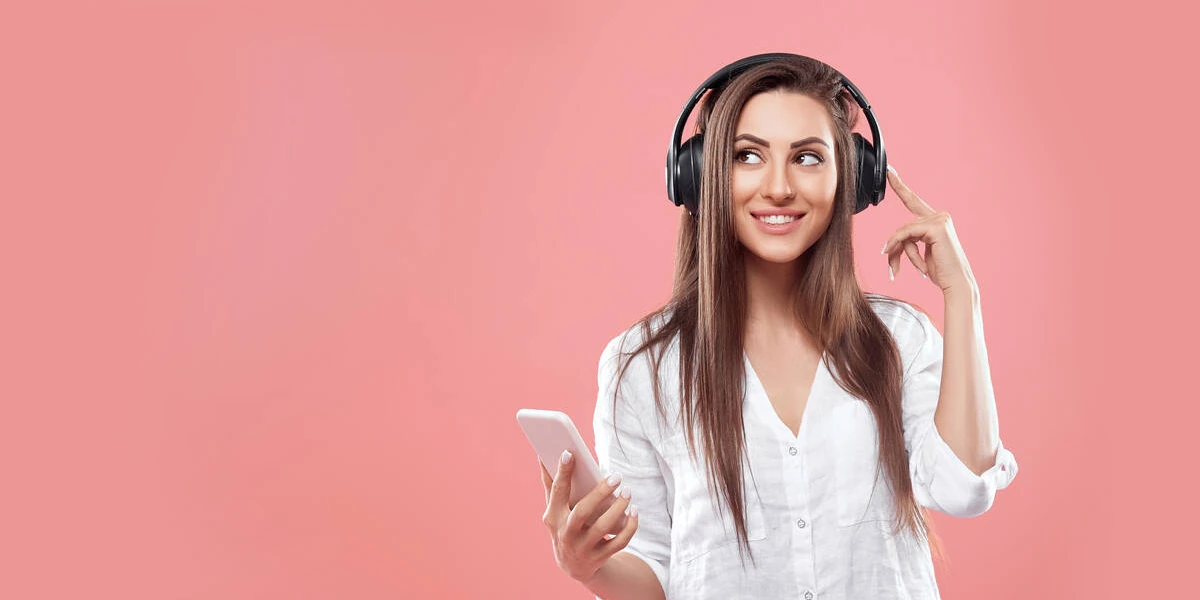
[730,90,838,265]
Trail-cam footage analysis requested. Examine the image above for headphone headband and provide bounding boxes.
[665,53,887,217]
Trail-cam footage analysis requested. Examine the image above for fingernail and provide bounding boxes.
[887,164,896,175]
[922,271,927,279]
[889,265,894,281]
[880,242,887,255]
[561,450,573,464]
[606,473,622,487]
[628,504,639,517]
[620,486,631,500]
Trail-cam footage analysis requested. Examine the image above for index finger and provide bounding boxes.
[546,450,575,525]
[886,165,937,217]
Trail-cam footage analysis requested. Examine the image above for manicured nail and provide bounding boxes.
[889,265,894,281]
[880,242,887,255]
[887,164,897,175]
[619,486,631,500]
[606,473,622,487]
[628,504,639,517]
[922,271,927,279]
[560,450,573,464]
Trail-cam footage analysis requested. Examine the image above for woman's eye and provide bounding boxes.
[735,150,762,164]
[796,152,823,166]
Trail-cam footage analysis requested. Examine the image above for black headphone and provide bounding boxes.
[665,53,888,218]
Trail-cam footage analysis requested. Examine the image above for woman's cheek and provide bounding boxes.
[730,178,755,205]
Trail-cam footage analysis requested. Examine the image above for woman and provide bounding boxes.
[539,54,1018,599]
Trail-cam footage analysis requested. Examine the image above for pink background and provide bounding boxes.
[2,0,1196,598]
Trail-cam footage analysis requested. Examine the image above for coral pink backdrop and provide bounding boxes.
[1,1,1195,598]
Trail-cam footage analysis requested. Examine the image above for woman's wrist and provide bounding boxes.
[581,551,665,600]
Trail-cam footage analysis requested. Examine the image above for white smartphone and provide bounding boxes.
[517,408,615,509]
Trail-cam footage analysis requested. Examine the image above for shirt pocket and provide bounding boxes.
[830,400,894,527]
[659,431,768,564]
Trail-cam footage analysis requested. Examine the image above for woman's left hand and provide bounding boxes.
[880,164,978,297]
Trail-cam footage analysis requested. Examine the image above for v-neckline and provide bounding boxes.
[743,350,826,442]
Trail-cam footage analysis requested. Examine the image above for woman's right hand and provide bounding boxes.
[540,450,639,584]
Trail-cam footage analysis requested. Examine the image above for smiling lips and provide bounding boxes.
[751,211,806,234]
[751,209,806,225]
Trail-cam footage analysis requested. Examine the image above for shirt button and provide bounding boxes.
[789,446,798,456]
[804,592,814,600]
[797,518,807,529]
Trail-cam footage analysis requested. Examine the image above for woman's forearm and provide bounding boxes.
[582,551,666,600]
[934,287,1001,475]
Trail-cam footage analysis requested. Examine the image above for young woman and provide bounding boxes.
[538,54,1018,600]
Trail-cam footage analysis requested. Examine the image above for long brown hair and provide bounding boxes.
[610,56,938,565]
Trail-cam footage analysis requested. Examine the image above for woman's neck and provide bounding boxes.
[743,251,812,344]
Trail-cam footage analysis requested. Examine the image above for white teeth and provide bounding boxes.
[757,214,798,224]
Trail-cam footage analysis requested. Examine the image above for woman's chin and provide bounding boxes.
[746,245,808,264]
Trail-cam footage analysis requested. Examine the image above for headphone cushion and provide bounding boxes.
[852,133,879,214]
[676,133,704,215]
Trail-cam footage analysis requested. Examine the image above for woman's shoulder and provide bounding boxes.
[601,308,679,364]
[865,293,939,349]
[599,308,681,384]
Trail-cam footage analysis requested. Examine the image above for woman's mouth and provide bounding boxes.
[753,213,805,234]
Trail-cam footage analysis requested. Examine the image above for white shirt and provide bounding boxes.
[592,297,1018,600]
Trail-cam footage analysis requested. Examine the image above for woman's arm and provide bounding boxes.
[882,165,1017,516]
[878,166,1004,475]
[589,333,672,597]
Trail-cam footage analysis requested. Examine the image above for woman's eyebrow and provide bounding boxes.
[734,133,829,149]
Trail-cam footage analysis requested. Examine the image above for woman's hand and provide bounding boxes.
[880,164,979,297]
[539,451,639,584]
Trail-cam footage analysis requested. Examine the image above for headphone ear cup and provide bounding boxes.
[676,133,705,216]
[852,133,880,214]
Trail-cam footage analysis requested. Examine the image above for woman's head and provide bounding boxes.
[730,90,839,265]
[689,56,861,277]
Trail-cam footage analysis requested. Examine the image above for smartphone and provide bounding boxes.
[517,408,618,510]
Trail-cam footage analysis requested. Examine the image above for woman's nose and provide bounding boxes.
[761,160,795,201]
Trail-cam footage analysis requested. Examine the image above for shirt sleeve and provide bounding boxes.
[591,333,671,597]
[901,309,1018,518]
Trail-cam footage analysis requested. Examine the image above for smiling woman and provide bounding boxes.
[536,53,1018,600]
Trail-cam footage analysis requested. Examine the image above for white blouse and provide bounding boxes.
[592,298,1018,600]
